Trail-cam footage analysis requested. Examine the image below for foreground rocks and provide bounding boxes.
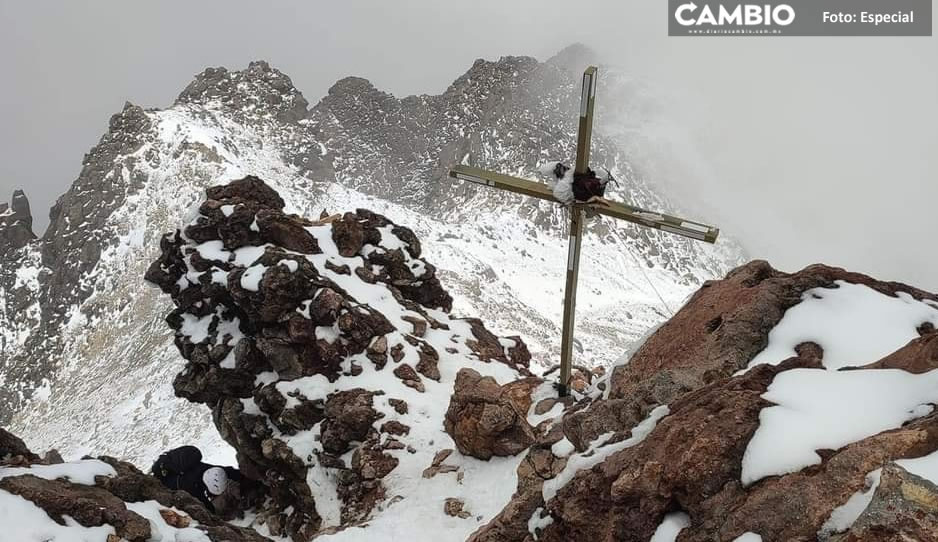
[0,429,268,542]
[473,261,938,542]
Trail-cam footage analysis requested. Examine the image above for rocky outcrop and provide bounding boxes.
[148,176,531,540]
[473,261,938,542]
[556,260,938,452]
[0,429,268,541]
[0,189,35,255]
[3,51,745,451]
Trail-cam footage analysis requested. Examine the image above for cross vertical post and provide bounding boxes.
[557,66,598,395]
[574,66,597,175]
[558,204,585,396]
[445,65,720,398]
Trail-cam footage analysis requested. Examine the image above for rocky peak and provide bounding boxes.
[176,60,310,123]
[316,76,403,129]
[0,189,36,254]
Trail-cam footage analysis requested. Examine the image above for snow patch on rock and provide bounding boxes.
[742,368,938,484]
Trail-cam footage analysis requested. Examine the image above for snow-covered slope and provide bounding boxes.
[0,51,743,468]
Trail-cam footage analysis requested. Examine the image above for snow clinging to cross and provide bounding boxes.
[447,66,720,396]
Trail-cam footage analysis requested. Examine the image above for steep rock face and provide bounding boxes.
[0,430,269,542]
[148,177,533,540]
[0,102,154,423]
[475,261,938,542]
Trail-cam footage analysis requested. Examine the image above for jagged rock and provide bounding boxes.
[0,474,154,542]
[833,463,938,541]
[461,318,530,371]
[320,389,379,455]
[147,177,531,538]
[0,190,36,255]
[177,61,310,124]
[331,213,364,257]
[444,369,538,460]
[561,261,938,451]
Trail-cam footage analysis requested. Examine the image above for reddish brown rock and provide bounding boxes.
[444,369,537,460]
[159,508,192,528]
[461,318,531,372]
[423,449,460,479]
[476,262,938,542]
[610,261,938,407]
[320,389,380,455]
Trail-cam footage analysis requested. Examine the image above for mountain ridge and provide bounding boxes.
[0,51,743,466]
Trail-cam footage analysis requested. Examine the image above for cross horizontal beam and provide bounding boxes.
[449,164,720,243]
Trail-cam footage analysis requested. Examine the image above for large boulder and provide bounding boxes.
[444,369,540,459]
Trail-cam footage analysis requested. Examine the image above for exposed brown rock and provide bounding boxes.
[0,426,39,464]
[610,261,938,408]
[445,497,472,519]
[423,449,460,479]
[444,369,537,460]
[159,508,192,528]
[476,261,938,542]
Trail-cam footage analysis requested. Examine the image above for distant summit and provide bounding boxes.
[547,42,600,72]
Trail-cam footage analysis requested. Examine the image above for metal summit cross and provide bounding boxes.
[447,66,720,396]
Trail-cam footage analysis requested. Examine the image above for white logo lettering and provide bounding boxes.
[675,2,796,26]
[675,2,699,25]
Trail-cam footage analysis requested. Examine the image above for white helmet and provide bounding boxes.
[202,467,228,496]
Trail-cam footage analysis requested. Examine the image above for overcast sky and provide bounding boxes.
[1,1,935,289]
